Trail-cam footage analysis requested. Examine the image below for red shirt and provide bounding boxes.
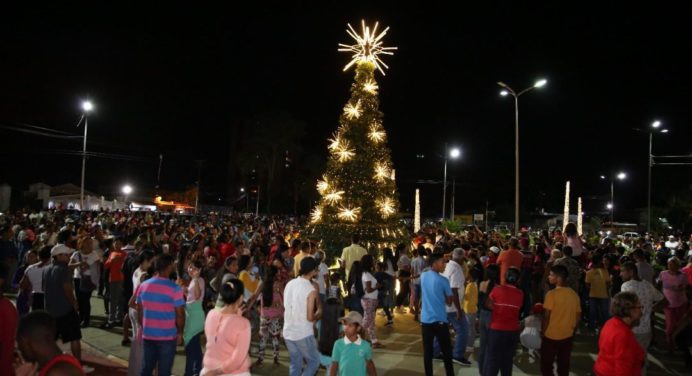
[104,249,126,282]
[219,242,235,262]
[683,265,692,285]
[497,248,523,284]
[594,316,645,376]
[489,284,523,331]
[0,297,17,376]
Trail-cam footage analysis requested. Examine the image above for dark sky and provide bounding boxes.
[1,3,691,220]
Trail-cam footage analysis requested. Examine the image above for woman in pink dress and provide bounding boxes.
[658,257,689,350]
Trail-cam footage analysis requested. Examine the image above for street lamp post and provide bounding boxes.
[122,185,133,209]
[647,120,667,233]
[442,146,460,220]
[601,172,626,225]
[79,101,93,210]
[497,78,546,233]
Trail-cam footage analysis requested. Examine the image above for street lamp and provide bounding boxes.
[122,185,133,208]
[442,146,461,220]
[647,120,668,233]
[601,172,626,225]
[497,78,547,233]
[240,187,249,212]
[79,100,94,210]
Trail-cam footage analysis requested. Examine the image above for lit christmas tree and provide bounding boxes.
[307,21,407,257]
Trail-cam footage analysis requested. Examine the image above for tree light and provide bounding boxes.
[338,20,397,75]
[82,101,94,112]
[310,206,323,223]
[324,190,345,204]
[377,197,395,218]
[337,206,361,222]
[449,148,461,159]
[122,185,133,195]
[363,79,379,94]
[374,162,390,182]
[534,79,547,88]
[343,100,361,119]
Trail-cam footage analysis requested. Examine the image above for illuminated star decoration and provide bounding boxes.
[374,162,390,182]
[368,122,385,143]
[324,189,345,204]
[334,140,355,162]
[343,100,361,119]
[310,206,323,223]
[338,206,361,222]
[363,79,379,94]
[316,177,330,194]
[327,134,341,151]
[338,20,398,75]
[377,197,395,218]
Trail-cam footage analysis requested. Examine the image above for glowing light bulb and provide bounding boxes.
[337,206,361,222]
[363,79,379,94]
[324,190,345,204]
[344,100,361,119]
[377,197,395,218]
[374,162,390,182]
[310,206,323,223]
[338,20,397,75]
[368,123,385,143]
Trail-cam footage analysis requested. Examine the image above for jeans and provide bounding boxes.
[467,312,477,348]
[589,297,610,329]
[422,322,454,376]
[478,309,492,373]
[141,339,177,376]
[483,329,519,376]
[185,333,202,376]
[285,335,320,376]
[433,311,469,359]
[74,278,93,325]
[109,281,124,323]
[540,336,573,376]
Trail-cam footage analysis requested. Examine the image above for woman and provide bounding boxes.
[202,279,251,376]
[13,250,37,315]
[127,250,154,376]
[212,256,239,307]
[563,223,584,258]
[394,251,412,314]
[360,254,384,349]
[346,261,364,315]
[256,264,285,367]
[593,291,645,376]
[477,264,499,375]
[484,267,524,376]
[70,236,101,327]
[317,297,342,368]
[659,257,689,350]
[184,260,206,376]
[586,254,611,331]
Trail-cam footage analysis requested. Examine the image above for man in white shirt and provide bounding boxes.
[432,248,471,365]
[339,234,367,281]
[20,245,52,311]
[411,246,428,321]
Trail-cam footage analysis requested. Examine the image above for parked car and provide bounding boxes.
[618,231,641,240]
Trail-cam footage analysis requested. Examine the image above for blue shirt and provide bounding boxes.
[136,276,185,341]
[420,270,452,323]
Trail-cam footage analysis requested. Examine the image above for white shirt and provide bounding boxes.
[24,262,48,293]
[70,251,101,283]
[133,267,146,291]
[621,279,664,334]
[283,277,316,341]
[412,256,426,285]
[361,272,378,300]
[443,260,465,313]
[316,263,329,295]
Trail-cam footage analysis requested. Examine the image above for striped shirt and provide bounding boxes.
[136,276,185,341]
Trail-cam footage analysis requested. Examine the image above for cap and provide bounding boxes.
[490,246,501,254]
[298,256,318,275]
[339,311,363,326]
[532,303,544,314]
[51,244,73,257]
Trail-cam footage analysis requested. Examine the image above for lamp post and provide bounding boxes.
[498,78,546,234]
[601,172,626,225]
[79,100,93,210]
[647,120,668,233]
[122,185,133,209]
[442,146,460,220]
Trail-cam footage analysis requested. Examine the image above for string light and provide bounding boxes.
[343,100,361,119]
[324,190,345,204]
[363,79,379,94]
[310,206,323,223]
[374,162,390,182]
[563,181,570,232]
[368,123,385,143]
[316,177,330,194]
[327,134,341,151]
[414,189,421,232]
[334,140,355,162]
[337,206,361,222]
[338,20,397,75]
[577,197,583,235]
[377,197,395,218]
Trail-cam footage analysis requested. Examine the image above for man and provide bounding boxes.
[283,257,322,376]
[293,241,313,277]
[0,261,19,376]
[42,241,84,367]
[102,237,126,328]
[0,225,18,293]
[621,261,664,376]
[433,248,471,365]
[554,246,581,293]
[496,238,523,285]
[340,234,367,281]
[411,246,428,321]
[20,245,52,311]
[484,267,524,376]
[632,248,655,284]
[15,311,84,376]
[120,237,141,344]
[136,254,185,376]
[420,252,454,376]
[542,265,581,376]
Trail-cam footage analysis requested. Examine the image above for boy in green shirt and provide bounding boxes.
[330,311,377,376]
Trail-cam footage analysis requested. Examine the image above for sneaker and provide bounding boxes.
[452,357,472,366]
[82,365,95,374]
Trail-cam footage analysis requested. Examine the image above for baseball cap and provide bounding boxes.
[490,246,501,254]
[339,311,363,326]
[298,256,318,276]
[51,244,73,257]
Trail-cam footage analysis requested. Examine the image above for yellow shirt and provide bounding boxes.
[544,286,581,340]
[293,251,312,277]
[340,244,367,279]
[463,281,478,314]
[585,268,611,298]
[238,270,259,295]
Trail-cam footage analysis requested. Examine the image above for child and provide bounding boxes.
[520,303,544,354]
[330,311,377,376]
[464,268,480,352]
[374,262,394,326]
[183,260,205,376]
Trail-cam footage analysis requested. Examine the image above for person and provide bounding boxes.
[328,271,342,300]
[682,255,692,285]
[42,243,85,366]
[283,257,322,376]
[256,264,286,367]
[520,303,543,352]
[13,249,36,315]
[360,254,384,348]
[315,250,330,303]
[563,223,584,257]
[127,251,154,376]
[394,254,411,314]
[593,291,646,376]
[184,260,205,376]
[553,246,581,294]
[21,245,51,311]
[658,257,689,350]
[420,252,454,376]
[202,279,251,376]
[69,237,100,327]
[346,261,365,315]
[293,241,313,278]
[478,264,500,374]
[0,262,19,376]
[329,311,377,376]
[496,238,523,285]
[0,225,18,294]
[464,267,480,352]
[541,264,581,376]
[212,256,239,308]
[410,246,427,321]
[14,311,85,376]
[620,261,664,376]
[374,261,394,326]
[135,254,186,376]
[102,237,126,329]
[433,248,471,365]
[585,254,611,331]
[340,234,367,281]
[632,248,654,284]
[483,267,523,376]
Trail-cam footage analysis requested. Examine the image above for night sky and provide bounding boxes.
[1,3,691,221]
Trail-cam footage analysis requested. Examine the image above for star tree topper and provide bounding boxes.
[338,20,397,75]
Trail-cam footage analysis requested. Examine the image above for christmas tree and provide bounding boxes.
[307,21,407,257]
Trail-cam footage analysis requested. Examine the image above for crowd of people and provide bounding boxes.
[1,209,691,376]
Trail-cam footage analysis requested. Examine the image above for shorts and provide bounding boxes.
[55,309,82,343]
